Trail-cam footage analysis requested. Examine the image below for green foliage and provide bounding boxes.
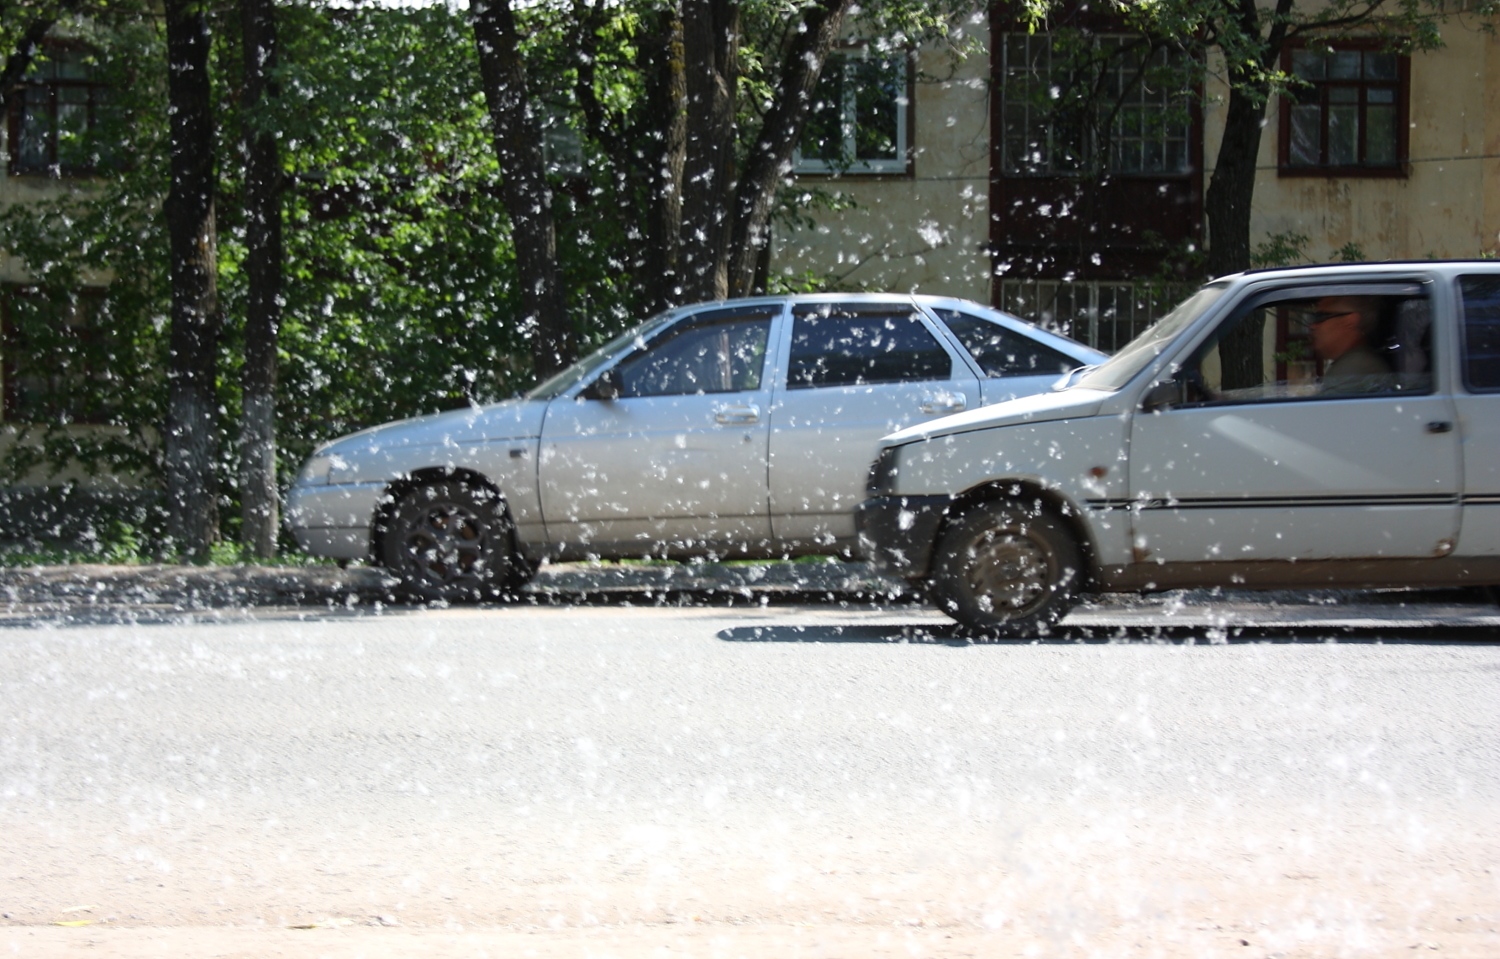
[1250,233,1369,269]
[1251,230,1311,269]
[1,0,987,558]
[0,14,170,489]
[222,5,535,484]
[0,515,147,566]
[1332,241,1366,263]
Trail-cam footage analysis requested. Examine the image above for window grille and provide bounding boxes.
[999,32,1191,177]
[997,278,1195,352]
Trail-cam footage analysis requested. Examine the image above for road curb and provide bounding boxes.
[0,562,1494,628]
[0,560,907,610]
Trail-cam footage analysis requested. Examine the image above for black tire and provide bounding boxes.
[931,500,1082,638]
[381,480,518,602]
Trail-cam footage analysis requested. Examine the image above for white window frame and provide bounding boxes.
[794,45,911,176]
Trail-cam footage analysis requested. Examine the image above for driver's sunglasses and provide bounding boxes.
[1310,310,1356,324]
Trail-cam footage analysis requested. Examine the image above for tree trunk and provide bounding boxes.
[1202,81,1268,281]
[725,0,852,296]
[472,0,573,377]
[1202,0,1293,281]
[677,0,738,302]
[642,7,687,312]
[163,0,220,562]
[239,0,282,559]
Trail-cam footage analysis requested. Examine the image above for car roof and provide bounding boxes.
[1224,260,1499,283]
[662,292,1098,354]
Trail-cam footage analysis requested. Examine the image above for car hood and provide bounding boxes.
[880,388,1113,447]
[316,396,547,456]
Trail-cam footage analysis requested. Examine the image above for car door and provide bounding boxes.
[1128,280,1462,563]
[538,303,778,554]
[767,301,981,547]
[1455,272,1500,555]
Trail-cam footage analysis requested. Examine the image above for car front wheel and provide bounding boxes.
[381,480,518,602]
[932,500,1081,638]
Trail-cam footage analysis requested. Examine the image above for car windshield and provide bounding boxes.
[525,312,677,400]
[1069,283,1229,392]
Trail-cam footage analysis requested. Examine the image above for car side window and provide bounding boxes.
[1460,274,1500,392]
[787,305,952,389]
[613,309,772,398]
[933,309,1075,377]
[1166,289,1432,407]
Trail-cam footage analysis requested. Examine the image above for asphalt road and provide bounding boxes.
[2,595,1499,958]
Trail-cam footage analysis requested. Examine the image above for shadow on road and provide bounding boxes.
[716,622,1500,646]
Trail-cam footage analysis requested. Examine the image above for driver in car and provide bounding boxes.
[1310,295,1394,393]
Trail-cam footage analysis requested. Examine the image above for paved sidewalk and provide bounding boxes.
[0,559,1495,630]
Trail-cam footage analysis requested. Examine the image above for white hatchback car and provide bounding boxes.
[287,294,1102,599]
[858,262,1500,635]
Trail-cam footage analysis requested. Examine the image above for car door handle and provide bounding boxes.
[714,404,760,425]
[1425,421,1453,434]
[919,391,967,415]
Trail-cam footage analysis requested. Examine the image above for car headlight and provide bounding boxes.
[295,455,334,486]
[295,452,352,486]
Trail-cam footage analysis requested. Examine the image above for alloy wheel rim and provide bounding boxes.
[403,502,488,586]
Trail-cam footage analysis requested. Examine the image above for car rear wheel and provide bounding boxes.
[381,480,520,602]
[932,500,1081,638]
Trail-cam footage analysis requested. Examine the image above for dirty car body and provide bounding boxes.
[858,262,1500,635]
[287,293,1102,599]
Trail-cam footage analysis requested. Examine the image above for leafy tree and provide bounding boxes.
[2,4,534,553]
[0,15,169,500]
[2,0,978,556]
[469,0,979,369]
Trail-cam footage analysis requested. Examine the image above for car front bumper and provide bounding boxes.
[854,494,952,580]
[285,480,385,560]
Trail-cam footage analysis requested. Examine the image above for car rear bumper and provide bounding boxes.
[854,494,951,580]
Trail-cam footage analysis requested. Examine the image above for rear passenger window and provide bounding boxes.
[935,309,1075,377]
[788,305,952,389]
[1460,274,1500,392]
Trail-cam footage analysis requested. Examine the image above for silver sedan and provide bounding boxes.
[287,293,1103,600]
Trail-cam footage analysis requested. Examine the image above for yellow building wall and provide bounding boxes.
[1204,16,1499,264]
[782,12,1498,300]
[771,29,993,301]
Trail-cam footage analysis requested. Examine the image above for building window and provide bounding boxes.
[999,32,1192,177]
[6,45,113,177]
[795,47,910,175]
[1,286,118,424]
[1280,43,1407,175]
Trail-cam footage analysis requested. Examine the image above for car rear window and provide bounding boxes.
[932,309,1075,377]
[1460,274,1500,392]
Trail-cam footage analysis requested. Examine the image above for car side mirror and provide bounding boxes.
[1142,379,1183,413]
[581,367,623,401]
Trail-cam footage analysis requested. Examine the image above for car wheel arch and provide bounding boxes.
[938,479,1099,592]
